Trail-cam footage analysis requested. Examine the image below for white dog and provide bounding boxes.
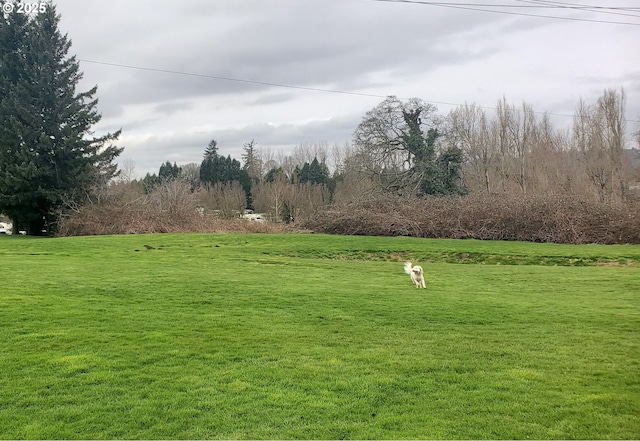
[404,262,426,288]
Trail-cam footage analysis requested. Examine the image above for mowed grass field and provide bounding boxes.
[0,233,638,439]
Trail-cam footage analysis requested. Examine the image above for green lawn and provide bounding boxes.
[0,233,638,439]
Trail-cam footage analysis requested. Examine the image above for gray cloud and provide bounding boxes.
[53,0,639,176]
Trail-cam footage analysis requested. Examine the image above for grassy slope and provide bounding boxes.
[0,233,638,439]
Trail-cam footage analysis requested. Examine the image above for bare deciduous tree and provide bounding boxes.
[574,88,628,202]
[150,180,198,219]
[448,103,494,193]
[293,142,330,169]
[180,163,201,190]
[492,98,536,193]
[353,96,444,193]
[198,182,246,219]
[117,158,137,184]
[242,139,263,182]
[252,175,290,222]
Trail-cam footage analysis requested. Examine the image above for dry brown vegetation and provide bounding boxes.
[53,89,640,244]
[55,180,288,236]
[56,179,640,244]
[301,193,640,244]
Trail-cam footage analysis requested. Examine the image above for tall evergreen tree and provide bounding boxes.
[199,142,252,209]
[297,157,329,185]
[204,139,218,159]
[308,157,329,185]
[159,161,181,181]
[296,163,310,184]
[141,172,160,194]
[0,4,122,234]
[200,139,221,184]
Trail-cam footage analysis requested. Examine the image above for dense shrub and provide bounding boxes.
[55,179,640,244]
[301,193,640,244]
[55,180,287,236]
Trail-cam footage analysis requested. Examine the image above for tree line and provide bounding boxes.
[127,90,637,220]
[1,4,638,239]
[133,138,334,223]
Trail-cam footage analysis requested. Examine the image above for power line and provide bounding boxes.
[514,0,640,19]
[80,58,634,123]
[81,58,522,114]
[79,58,484,111]
[78,59,393,100]
[369,0,640,25]
[515,0,640,12]
[78,59,640,123]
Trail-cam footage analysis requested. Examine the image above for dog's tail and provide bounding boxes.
[404,261,413,275]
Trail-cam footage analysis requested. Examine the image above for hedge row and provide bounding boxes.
[301,193,640,244]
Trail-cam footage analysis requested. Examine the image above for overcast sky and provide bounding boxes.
[52,0,640,177]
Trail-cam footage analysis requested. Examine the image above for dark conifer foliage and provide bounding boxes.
[0,3,122,234]
[199,140,252,209]
[159,161,182,181]
[297,157,330,185]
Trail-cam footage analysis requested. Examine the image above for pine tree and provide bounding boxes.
[0,4,122,234]
[141,173,160,194]
[200,139,221,184]
[297,157,330,185]
[297,163,310,184]
[308,157,328,185]
[204,139,218,159]
[159,161,181,181]
[200,156,222,185]
[199,143,252,209]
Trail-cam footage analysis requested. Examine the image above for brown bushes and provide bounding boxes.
[55,180,287,236]
[55,179,639,244]
[301,193,640,244]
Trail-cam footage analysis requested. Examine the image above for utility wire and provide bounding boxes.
[79,59,394,100]
[79,58,483,111]
[76,2,638,124]
[370,0,640,25]
[79,58,525,114]
[515,0,640,12]
[80,57,640,123]
[514,0,640,19]
[79,59,640,123]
